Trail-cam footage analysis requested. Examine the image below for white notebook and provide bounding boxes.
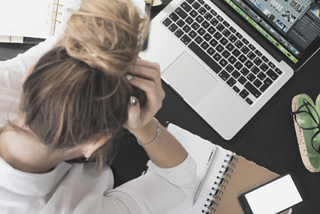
[166,124,291,214]
[166,124,233,214]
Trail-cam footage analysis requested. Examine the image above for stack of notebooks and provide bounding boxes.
[165,124,291,214]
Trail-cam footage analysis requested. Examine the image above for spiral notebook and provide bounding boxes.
[0,0,79,43]
[166,124,291,214]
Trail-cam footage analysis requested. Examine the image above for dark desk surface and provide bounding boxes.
[2,1,320,213]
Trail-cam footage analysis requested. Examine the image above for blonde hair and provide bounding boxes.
[5,0,149,166]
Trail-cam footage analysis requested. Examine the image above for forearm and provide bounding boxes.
[129,118,188,168]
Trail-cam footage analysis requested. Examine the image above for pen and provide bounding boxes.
[193,147,218,205]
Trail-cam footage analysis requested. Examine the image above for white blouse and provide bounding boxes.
[0,37,197,214]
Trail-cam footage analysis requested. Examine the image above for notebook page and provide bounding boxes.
[166,124,232,214]
[0,0,55,38]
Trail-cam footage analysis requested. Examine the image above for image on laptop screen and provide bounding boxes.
[224,0,320,65]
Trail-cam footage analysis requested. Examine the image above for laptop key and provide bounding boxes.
[169,12,179,22]
[240,67,249,76]
[169,23,178,32]
[210,18,219,26]
[177,19,185,27]
[207,47,215,56]
[232,70,240,78]
[196,15,204,23]
[182,25,191,33]
[204,3,211,10]
[242,38,249,45]
[208,26,216,34]
[244,60,254,69]
[201,41,209,50]
[228,55,236,64]
[203,33,212,41]
[213,53,222,61]
[185,16,194,24]
[213,32,222,40]
[262,55,269,63]
[260,78,272,92]
[235,40,244,48]
[181,2,192,12]
[253,57,262,66]
[238,76,247,85]
[210,9,217,16]
[227,77,236,86]
[247,52,256,60]
[181,35,192,45]
[215,44,224,52]
[219,59,228,67]
[222,50,231,58]
[188,42,222,73]
[247,73,255,82]
[192,2,201,9]
[191,22,200,30]
[234,61,243,69]
[245,82,261,98]
[228,35,237,43]
[238,54,247,63]
[240,89,249,98]
[198,7,207,15]
[219,70,230,81]
[226,64,234,73]
[253,79,263,88]
[190,10,198,18]
[197,27,206,35]
[220,38,228,46]
[275,67,283,75]
[257,72,266,80]
[233,86,240,93]
[202,20,210,29]
[255,49,262,57]
[266,69,278,80]
[209,38,218,47]
[232,49,241,57]
[175,8,188,19]
[195,36,203,44]
[241,46,250,54]
[260,63,269,72]
[216,23,225,31]
[204,12,213,21]
[235,32,242,39]
[188,30,197,38]
[174,29,184,38]
[216,15,224,22]
[226,43,235,51]
[163,18,172,27]
[246,98,253,105]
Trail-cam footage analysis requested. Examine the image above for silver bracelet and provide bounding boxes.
[137,118,161,147]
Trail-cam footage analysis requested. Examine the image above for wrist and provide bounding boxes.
[129,118,161,146]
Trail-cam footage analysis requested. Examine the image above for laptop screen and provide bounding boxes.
[224,0,320,65]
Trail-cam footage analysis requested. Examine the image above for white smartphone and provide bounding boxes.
[238,172,307,214]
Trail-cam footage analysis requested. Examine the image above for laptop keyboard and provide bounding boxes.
[162,0,284,105]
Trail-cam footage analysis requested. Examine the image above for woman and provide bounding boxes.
[0,0,197,213]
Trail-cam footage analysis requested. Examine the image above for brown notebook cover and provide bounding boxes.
[208,154,290,214]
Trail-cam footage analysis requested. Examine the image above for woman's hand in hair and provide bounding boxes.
[123,59,165,133]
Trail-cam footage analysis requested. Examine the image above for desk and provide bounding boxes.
[1,1,320,213]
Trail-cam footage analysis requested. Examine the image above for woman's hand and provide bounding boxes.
[123,59,165,132]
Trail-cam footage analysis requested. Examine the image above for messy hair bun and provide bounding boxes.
[62,0,149,75]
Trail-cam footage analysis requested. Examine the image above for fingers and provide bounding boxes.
[130,59,161,81]
[129,59,165,100]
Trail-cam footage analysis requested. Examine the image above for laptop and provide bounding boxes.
[139,0,320,140]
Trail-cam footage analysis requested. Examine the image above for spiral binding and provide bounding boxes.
[47,2,63,29]
[201,154,238,214]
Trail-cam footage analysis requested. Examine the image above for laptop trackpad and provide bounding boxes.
[163,52,218,105]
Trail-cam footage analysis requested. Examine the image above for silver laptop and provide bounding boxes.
[140,0,320,140]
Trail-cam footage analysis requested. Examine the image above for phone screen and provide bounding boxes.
[244,174,302,214]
